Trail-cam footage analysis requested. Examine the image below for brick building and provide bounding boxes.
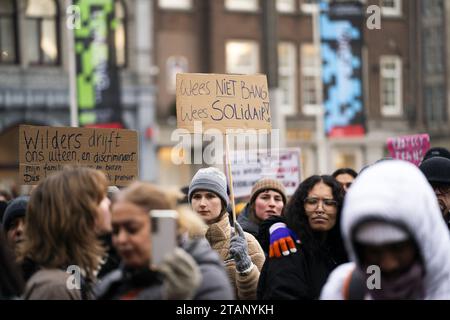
[1,0,449,189]
[0,0,157,184]
[154,0,438,187]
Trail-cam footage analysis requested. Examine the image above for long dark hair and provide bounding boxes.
[285,175,347,264]
[0,229,24,298]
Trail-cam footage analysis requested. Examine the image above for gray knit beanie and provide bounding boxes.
[188,167,229,206]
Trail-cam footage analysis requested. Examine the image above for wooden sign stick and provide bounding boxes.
[225,133,237,230]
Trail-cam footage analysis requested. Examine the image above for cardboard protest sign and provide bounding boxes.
[387,134,430,166]
[226,148,302,199]
[19,125,138,186]
[176,73,272,133]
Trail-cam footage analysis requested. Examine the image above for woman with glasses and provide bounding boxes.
[257,175,348,300]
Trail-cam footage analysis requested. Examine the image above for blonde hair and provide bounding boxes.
[176,203,208,238]
[115,182,172,212]
[116,183,207,239]
[163,188,208,238]
[20,166,108,280]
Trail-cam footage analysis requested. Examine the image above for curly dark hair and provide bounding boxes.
[285,175,348,264]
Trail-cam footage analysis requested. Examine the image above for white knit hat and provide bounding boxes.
[354,221,410,246]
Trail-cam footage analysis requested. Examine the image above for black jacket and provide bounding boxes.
[94,265,165,300]
[97,233,121,279]
[257,242,338,300]
[95,238,234,300]
[237,204,259,238]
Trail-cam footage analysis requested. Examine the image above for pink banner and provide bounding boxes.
[387,134,430,166]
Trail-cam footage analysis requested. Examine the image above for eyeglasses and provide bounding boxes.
[304,197,338,210]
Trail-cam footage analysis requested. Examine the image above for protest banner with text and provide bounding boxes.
[176,73,272,133]
[19,125,138,186]
[387,133,430,166]
[226,148,302,199]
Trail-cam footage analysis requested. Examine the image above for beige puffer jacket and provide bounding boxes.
[205,213,265,300]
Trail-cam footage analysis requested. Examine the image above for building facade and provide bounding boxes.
[0,0,157,184]
[154,0,437,188]
[1,0,449,189]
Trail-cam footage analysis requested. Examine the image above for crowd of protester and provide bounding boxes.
[0,146,449,300]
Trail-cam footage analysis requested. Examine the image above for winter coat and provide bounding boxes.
[23,268,94,300]
[95,238,235,300]
[257,240,339,300]
[94,265,166,300]
[182,238,234,300]
[205,213,265,300]
[21,258,40,283]
[320,160,450,300]
[97,233,121,279]
[237,204,259,238]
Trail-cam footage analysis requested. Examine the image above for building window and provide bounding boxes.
[25,0,59,65]
[424,86,446,124]
[166,56,188,94]
[114,0,127,68]
[277,0,295,13]
[380,56,402,116]
[381,0,402,17]
[422,0,443,17]
[301,44,320,115]
[225,0,258,12]
[158,0,192,10]
[423,27,444,75]
[0,0,17,64]
[421,1,444,76]
[300,0,318,14]
[278,42,296,115]
[226,41,259,74]
[301,0,366,14]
